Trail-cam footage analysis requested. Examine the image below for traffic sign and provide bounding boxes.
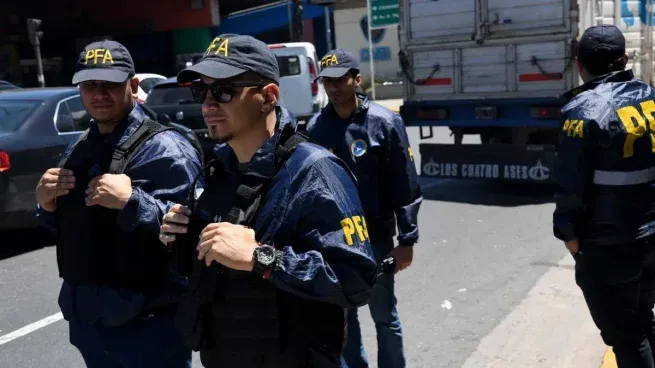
[369,0,400,29]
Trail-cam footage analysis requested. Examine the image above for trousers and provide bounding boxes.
[69,313,191,368]
[342,236,405,368]
[576,238,655,368]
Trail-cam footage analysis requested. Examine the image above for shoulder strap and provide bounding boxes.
[57,129,90,168]
[274,131,310,170]
[108,119,173,174]
[226,131,311,226]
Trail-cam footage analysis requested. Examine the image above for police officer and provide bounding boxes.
[306,49,423,368]
[35,40,201,367]
[554,25,655,367]
[159,34,378,368]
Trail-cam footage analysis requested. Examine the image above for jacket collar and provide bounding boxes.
[562,69,634,101]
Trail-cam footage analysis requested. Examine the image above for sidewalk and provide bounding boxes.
[459,254,608,368]
[374,98,402,113]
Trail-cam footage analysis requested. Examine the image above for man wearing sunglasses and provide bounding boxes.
[159,34,378,368]
[305,49,423,368]
[35,40,201,368]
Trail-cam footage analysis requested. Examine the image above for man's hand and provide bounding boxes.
[35,168,76,212]
[159,204,191,245]
[197,223,258,270]
[565,239,580,255]
[388,245,413,274]
[85,174,132,209]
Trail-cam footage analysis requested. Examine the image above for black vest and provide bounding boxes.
[174,130,345,367]
[55,119,174,291]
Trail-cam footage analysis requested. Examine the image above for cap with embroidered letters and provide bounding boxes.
[72,40,135,85]
[315,49,360,81]
[177,34,280,84]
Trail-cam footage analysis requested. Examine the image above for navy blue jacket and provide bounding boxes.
[554,70,655,245]
[306,94,423,249]
[37,103,202,324]
[202,107,377,308]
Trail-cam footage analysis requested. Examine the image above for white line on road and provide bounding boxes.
[0,312,63,346]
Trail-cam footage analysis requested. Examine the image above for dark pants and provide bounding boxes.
[575,239,655,368]
[69,314,192,368]
[343,236,405,368]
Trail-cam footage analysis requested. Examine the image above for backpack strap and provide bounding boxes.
[225,131,311,226]
[57,129,90,168]
[108,119,173,174]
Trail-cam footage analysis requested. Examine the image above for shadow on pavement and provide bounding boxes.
[0,227,54,261]
[422,178,554,207]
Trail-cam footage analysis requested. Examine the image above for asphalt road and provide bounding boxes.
[0,126,603,367]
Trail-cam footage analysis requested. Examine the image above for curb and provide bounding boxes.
[600,347,616,368]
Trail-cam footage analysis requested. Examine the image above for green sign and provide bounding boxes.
[370,0,400,29]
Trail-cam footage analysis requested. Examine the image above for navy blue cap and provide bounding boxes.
[578,25,626,68]
[177,34,280,84]
[315,49,359,81]
[72,40,135,84]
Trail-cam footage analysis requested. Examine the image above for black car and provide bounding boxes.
[0,88,201,231]
[144,77,215,158]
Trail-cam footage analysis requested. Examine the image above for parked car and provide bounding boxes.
[0,81,19,91]
[268,42,329,124]
[144,77,215,159]
[0,87,201,231]
[134,73,167,103]
[0,87,85,231]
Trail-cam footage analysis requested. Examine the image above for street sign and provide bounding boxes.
[369,0,400,29]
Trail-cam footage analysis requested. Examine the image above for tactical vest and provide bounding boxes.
[55,119,174,291]
[174,130,345,367]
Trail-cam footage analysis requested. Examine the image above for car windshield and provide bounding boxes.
[145,84,195,105]
[0,100,40,132]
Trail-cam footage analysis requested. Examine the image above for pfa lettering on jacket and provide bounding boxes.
[340,215,369,246]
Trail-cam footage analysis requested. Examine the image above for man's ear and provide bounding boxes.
[262,83,279,112]
[130,77,140,95]
[354,73,363,87]
[576,58,584,73]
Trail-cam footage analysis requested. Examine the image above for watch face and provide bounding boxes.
[257,246,276,265]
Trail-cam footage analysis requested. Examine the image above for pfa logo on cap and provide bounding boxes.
[350,139,368,158]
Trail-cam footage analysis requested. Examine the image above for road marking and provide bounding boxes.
[600,348,617,368]
[0,312,63,346]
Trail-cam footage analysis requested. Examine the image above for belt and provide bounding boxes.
[593,166,655,186]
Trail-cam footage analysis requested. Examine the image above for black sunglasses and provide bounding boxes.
[189,80,268,104]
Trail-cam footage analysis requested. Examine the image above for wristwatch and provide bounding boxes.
[252,244,280,279]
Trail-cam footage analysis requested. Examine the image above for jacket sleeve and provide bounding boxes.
[386,114,423,246]
[553,116,597,242]
[116,130,202,235]
[270,155,378,309]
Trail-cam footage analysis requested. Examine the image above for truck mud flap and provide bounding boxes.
[419,143,556,183]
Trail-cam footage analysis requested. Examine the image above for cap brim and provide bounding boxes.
[177,59,247,83]
[314,67,351,82]
[72,69,130,84]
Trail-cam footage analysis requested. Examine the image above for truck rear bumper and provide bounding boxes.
[419,143,556,183]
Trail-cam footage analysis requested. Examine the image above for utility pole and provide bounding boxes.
[26,18,45,87]
[292,0,304,42]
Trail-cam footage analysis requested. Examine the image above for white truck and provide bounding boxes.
[398,0,654,183]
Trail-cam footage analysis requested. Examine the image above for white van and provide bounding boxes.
[268,42,329,123]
